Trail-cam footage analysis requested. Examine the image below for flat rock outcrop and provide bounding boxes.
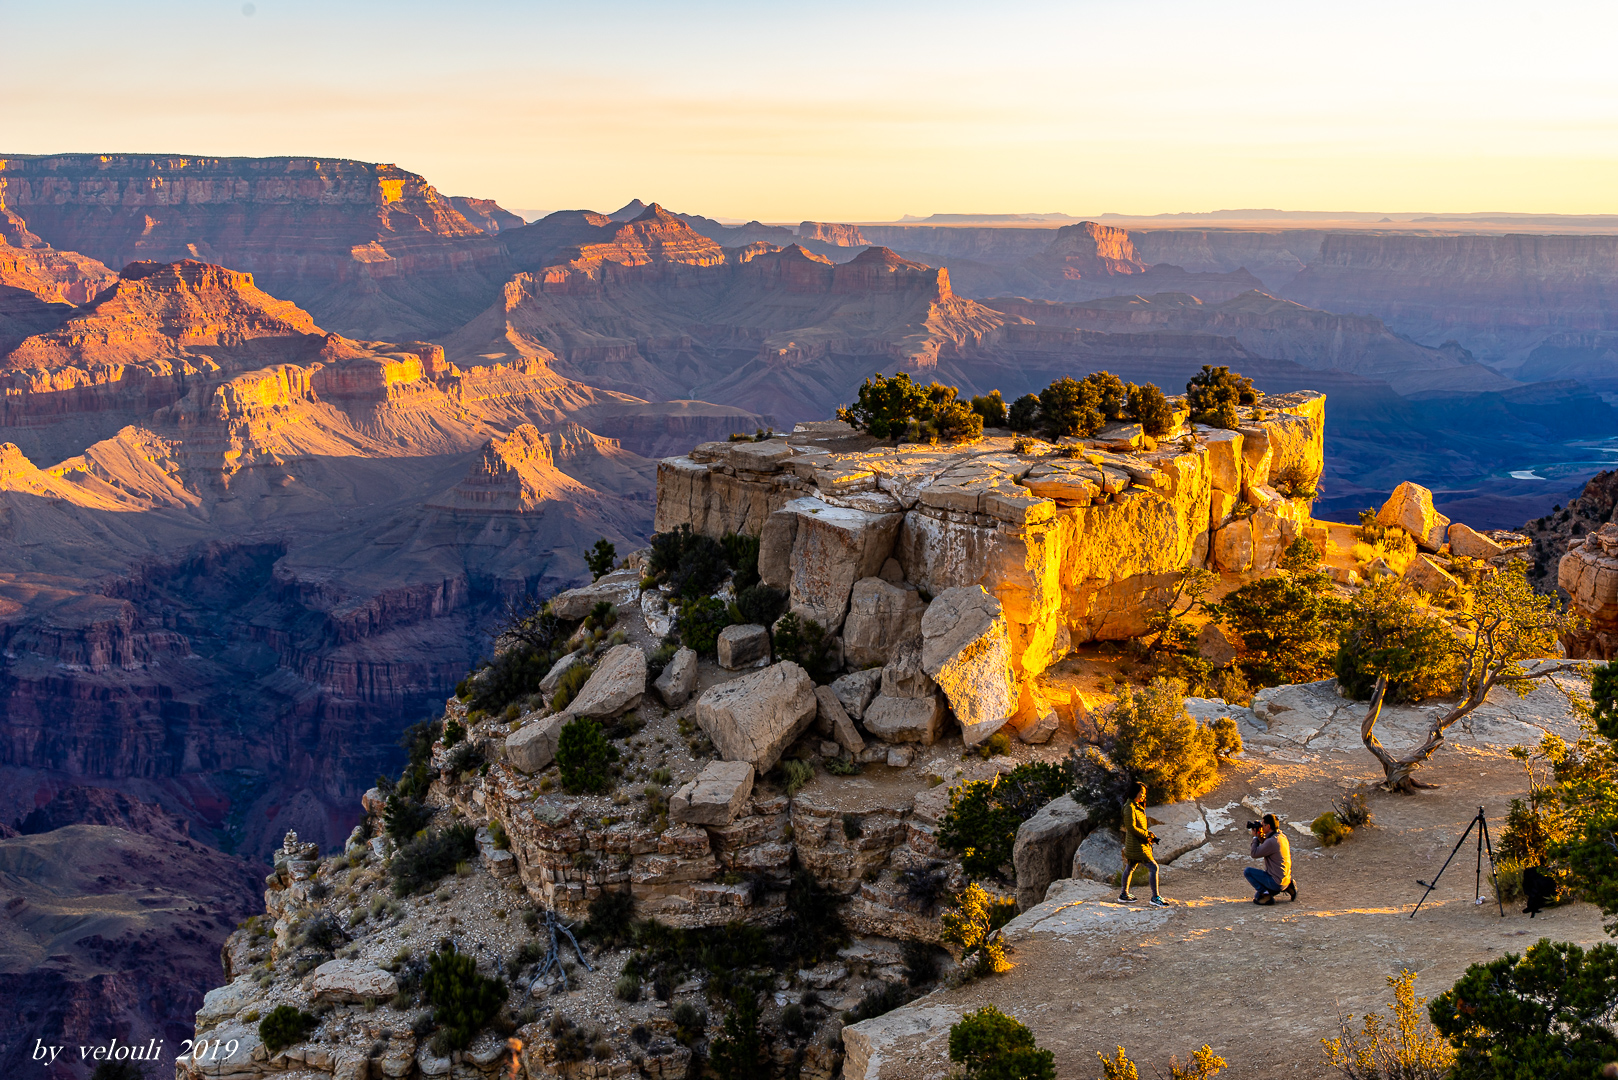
[669,760,756,826]
[657,394,1324,722]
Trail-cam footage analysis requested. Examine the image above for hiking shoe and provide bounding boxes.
[1118,894,1138,903]
[1149,896,1170,908]
[1257,893,1276,906]
[1284,882,1298,902]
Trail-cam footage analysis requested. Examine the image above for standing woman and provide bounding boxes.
[1121,783,1169,907]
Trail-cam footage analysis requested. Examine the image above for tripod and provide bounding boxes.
[1411,806,1504,918]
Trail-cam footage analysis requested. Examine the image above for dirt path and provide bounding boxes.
[852,746,1610,1080]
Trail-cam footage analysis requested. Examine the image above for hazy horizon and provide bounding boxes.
[7,0,1618,221]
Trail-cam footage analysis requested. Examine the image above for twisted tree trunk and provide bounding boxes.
[1360,663,1574,793]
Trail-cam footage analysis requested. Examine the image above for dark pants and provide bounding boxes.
[1245,867,1281,895]
[1123,856,1160,897]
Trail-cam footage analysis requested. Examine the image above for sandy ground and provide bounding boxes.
[853,744,1610,1080]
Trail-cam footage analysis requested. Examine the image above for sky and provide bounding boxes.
[3,0,1617,222]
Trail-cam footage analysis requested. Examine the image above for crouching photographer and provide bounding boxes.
[1244,813,1297,905]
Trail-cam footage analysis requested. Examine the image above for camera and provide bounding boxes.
[1246,820,1262,831]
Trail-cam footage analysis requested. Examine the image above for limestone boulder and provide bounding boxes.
[842,578,926,668]
[1250,508,1300,572]
[1212,517,1253,573]
[1008,684,1059,744]
[814,685,866,754]
[1012,793,1091,909]
[1201,428,1244,493]
[669,760,755,826]
[1405,553,1459,595]
[506,714,567,773]
[880,638,936,700]
[830,668,882,720]
[1448,521,1506,559]
[655,647,698,708]
[693,661,818,772]
[1377,481,1449,551]
[920,586,1017,746]
[1073,827,1123,881]
[717,624,771,669]
[863,693,945,745]
[565,644,646,718]
[549,575,637,620]
[782,497,904,632]
[311,959,398,1003]
[539,652,586,698]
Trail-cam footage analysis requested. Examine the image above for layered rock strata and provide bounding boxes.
[657,395,1325,715]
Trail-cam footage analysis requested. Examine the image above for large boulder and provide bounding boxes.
[311,959,399,1003]
[863,694,945,744]
[781,497,904,633]
[506,714,567,773]
[830,668,882,720]
[1448,521,1506,559]
[1212,518,1254,573]
[1012,793,1091,910]
[539,652,585,698]
[814,685,866,754]
[841,578,926,669]
[669,760,755,826]
[549,574,637,620]
[1008,684,1059,745]
[1073,827,1122,881]
[717,624,771,669]
[655,647,698,708]
[1377,481,1449,551]
[920,586,1016,746]
[565,644,646,718]
[1405,553,1459,595]
[693,661,818,772]
[1201,428,1244,493]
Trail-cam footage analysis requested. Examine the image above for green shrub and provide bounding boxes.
[614,973,641,1002]
[467,644,552,714]
[487,819,509,850]
[673,533,727,599]
[1008,393,1040,432]
[721,532,761,592]
[391,824,478,896]
[421,945,506,1052]
[1280,535,1322,573]
[939,761,1073,879]
[782,758,814,795]
[1311,811,1352,846]
[549,660,593,711]
[582,890,636,947]
[1334,577,1462,704]
[385,794,433,840]
[901,939,945,985]
[1429,940,1618,1079]
[259,1005,318,1053]
[1109,677,1238,805]
[970,391,1007,427]
[586,538,617,581]
[1322,968,1451,1080]
[1038,376,1103,438]
[1185,365,1258,429]
[678,595,734,656]
[940,883,1016,976]
[824,756,861,776]
[772,612,837,682]
[1127,382,1174,436]
[735,584,787,628]
[710,988,766,1080]
[949,1006,1055,1080]
[671,1001,706,1045]
[441,718,465,746]
[838,372,931,439]
[557,717,617,794]
[1208,570,1346,688]
[932,399,984,442]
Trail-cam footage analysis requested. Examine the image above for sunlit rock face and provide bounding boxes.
[655,392,1325,703]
